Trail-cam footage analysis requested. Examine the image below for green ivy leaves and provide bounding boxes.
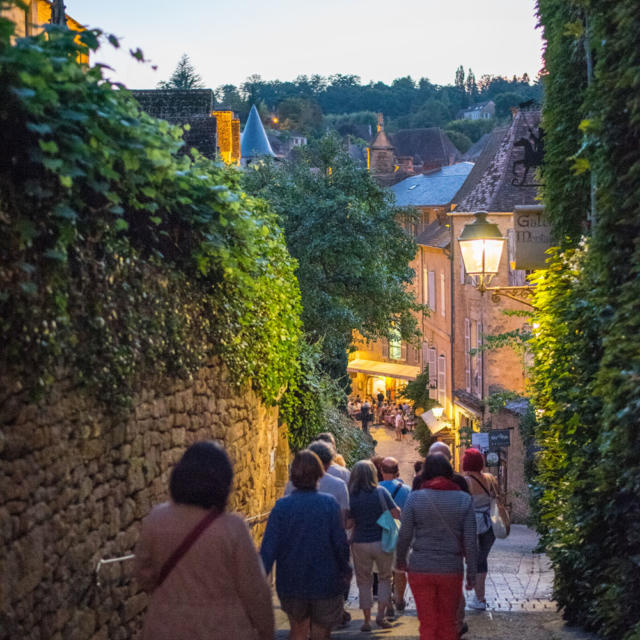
[0,16,301,407]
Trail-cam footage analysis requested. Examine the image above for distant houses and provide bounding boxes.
[352,109,543,522]
[457,100,496,120]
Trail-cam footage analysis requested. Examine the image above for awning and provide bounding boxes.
[454,389,484,417]
[347,358,421,381]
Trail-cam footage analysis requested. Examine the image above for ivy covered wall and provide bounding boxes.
[532,2,640,638]
[0,20,301,407]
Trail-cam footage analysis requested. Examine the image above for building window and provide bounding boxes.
[440,271,446,317]
[465,318,471,392]
[389,330,402,360]
[437,354,446,407]
[428,270,436,311]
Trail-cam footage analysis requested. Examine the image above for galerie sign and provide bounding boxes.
[513,205,552,270]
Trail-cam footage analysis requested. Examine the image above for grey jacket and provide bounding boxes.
[396,489,477,583]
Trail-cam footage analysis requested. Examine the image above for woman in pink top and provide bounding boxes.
[134,442,274,640]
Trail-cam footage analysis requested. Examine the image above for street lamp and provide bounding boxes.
[458,211,535,307]
[458,212,505,291]
[431,405,444,419]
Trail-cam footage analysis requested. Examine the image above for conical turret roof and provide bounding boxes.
[241,105,275,159]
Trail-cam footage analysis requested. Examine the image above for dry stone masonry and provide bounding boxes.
[0,358,288,640]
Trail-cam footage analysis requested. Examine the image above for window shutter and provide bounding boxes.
[437,354,446,408]
[423,268,428,306]
[382,340,389,358]
[428,271,436,311]
[440,271,446,317]
[465,318,471,392]
[428,347,438,399]
[460,257,466,285]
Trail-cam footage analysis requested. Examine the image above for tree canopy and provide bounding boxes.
[243,135,422,382]
[532,1,640,638]
[158,53,204,90]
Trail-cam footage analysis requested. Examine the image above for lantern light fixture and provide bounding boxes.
[457,211,535,308]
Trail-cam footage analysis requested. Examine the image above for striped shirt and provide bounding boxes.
[396,489,477,582]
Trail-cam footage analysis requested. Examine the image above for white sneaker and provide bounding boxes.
[467,595,487,610]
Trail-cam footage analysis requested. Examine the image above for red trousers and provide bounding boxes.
[408,572,463,640]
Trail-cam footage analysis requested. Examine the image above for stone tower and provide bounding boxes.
[369,113,395,174]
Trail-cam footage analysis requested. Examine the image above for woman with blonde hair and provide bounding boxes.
[347,460,400,631]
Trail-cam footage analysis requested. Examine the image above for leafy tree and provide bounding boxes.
[531,1,640,637]
[0,16,300,408]
[243,135,422,382]
[445,129,472,153]
[397,368,438,456]
[445,118,495,142]
[465,68,478,100]
[158,53,204,90]
[493,91,525,118]
[276,97,323,135]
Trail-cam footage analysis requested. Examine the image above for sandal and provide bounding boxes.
[375,618,392,629]
[360,622,372,632]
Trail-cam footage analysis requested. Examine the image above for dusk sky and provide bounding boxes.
[70,0,544,90]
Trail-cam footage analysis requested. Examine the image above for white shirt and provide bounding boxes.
[327,462,350,485]
[284,473,349,512]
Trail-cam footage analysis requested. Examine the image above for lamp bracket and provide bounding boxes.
[482,285,535,308]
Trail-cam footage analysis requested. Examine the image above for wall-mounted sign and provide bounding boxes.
[488,429,511,450]
[513,205,553,270]
[486,451,500,466]
[471,432,489,451]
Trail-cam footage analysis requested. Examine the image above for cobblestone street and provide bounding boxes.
[275,425,597,639]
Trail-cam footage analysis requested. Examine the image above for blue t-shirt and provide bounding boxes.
[349,486,398,543]
[379,479,411,508]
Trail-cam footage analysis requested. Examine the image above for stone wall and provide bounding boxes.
[0,358,288,640]
[131,89,218,159]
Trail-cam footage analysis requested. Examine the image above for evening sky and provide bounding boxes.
[67,0,544,91]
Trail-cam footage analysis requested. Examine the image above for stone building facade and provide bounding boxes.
[0,358,288,639]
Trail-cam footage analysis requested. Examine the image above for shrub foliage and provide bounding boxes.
[533,1,640,637]
[0,19,301,406]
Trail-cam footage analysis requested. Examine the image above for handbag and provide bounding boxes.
[375,488,400,553]
[468,475,510,539]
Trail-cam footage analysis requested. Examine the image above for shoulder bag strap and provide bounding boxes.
[391,481,403,500]
[377,487,390,512]
[156,509,221,588]
[468,474,491,496]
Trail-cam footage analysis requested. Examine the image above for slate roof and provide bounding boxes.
[241,105,275,159]
[415,220,451,249]
[391,128,460,167]
[462,133,490,162]
[454,110,542,212]
[390,162,474,207]
[371,128,394,149]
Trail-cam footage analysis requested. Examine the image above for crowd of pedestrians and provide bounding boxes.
[133,433,504,640]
